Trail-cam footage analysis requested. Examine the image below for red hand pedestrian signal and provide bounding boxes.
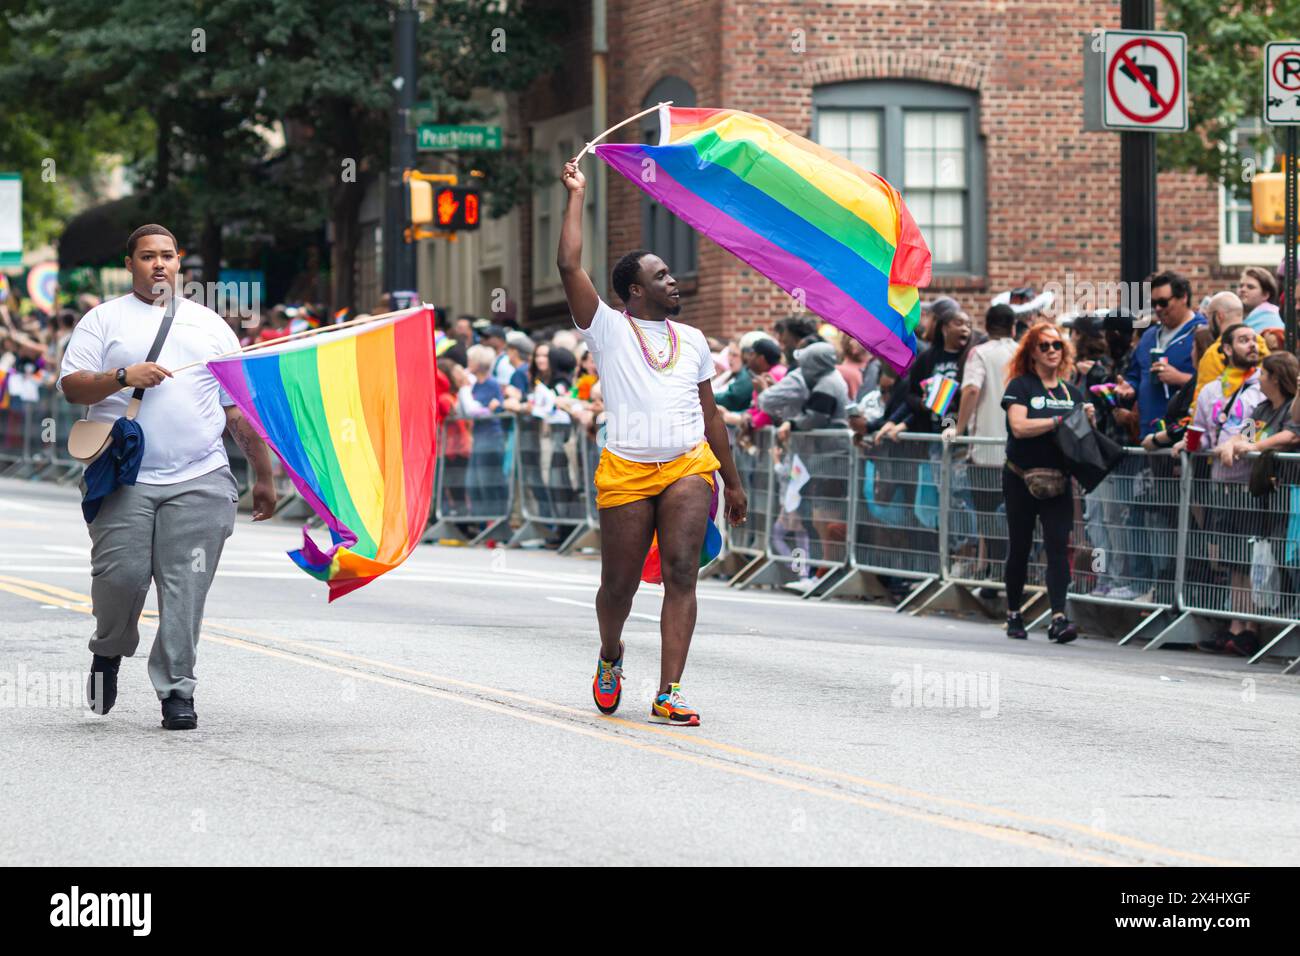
[431,186,482,231]
[436,189,460,227]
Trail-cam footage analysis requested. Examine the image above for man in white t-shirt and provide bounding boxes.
[559,159,746,728]
[58,224,277,730]
[949,303,1017,466]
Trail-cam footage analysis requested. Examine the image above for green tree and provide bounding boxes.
[0,7,151,252]
[1161,0,1300,190]
[1,0,567,313]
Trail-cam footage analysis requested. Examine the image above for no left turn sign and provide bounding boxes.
[1101,30,1188,132]
[1265,42,1300,126]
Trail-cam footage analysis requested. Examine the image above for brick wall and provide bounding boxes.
[605,0,725,335]
[522,0,1262,344]
[517,0,593,323]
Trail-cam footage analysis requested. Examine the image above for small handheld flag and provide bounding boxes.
[922,375,958,418]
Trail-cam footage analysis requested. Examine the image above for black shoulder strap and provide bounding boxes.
[1217,375,1253,425]
[132,293,177,403]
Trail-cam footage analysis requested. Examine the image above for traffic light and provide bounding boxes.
[410,180,433,226]
[433,186,481,231]
[1251,171,1286,235]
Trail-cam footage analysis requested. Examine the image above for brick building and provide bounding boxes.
[424,0,1278,342]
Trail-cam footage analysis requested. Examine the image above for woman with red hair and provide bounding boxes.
[1001,323,1094,643]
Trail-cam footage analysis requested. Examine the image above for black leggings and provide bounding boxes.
[1002,467,1073,614]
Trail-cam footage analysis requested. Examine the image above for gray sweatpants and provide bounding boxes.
[84,466,239,700]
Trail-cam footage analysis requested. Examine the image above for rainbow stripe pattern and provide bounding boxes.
[207,307,439,601]
[26,262,58,314]
[922,375,958,418]
[595,106,931,373]
[640,477,723,584]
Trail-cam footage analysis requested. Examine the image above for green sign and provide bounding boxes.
[417,124,502,152]
[0,172,21,267]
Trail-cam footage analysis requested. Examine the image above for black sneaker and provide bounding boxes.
[160,694,198,731]
[1197,629,1232,654]
[86,655,121,715]
[1048,616,1078,644]
[1225,631,1260,658]
[1006,612,1027,640]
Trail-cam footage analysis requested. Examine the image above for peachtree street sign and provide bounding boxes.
[417,124,502,151]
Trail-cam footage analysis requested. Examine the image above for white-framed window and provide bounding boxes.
[1220,117,1281,266]
[814,82,985,275]
[903,110,967,267]
[818,109,882,179]
[531,110,594,304]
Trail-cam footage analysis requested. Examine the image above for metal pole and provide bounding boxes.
[1173,449,1192,612]
[384,0,419,299]
[1287,125,1297,355]
[1120,0,1157,311]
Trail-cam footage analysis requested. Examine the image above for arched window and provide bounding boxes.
[640,76,698,277]
[814,81,986,275]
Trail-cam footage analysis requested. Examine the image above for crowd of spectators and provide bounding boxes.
[8,264,1300,647]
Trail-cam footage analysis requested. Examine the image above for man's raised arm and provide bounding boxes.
[557,159,599,330]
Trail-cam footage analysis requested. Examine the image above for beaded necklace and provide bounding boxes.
[623,310,680,373]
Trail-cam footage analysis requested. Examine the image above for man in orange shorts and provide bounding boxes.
[558,159,746,727]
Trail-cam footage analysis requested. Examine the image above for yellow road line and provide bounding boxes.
[0,574,1241,866]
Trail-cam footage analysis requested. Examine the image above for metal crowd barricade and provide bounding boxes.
[721,425,776,584]
[1071,448,1181,640]
[1161,450,1300,664]
[558,428,602,556]
[427,410,516,546]
[10,387,83,483]
[506,413,592,551]
[932,434,1066,618]
[937,435,1009,591]
[817,432,943,607]
[930,438,1178,640]
[0,396,37,476]
[738,427,853,594]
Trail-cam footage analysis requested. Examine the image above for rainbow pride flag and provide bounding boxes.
[207,307,439,601]
[922,375,958,418]
[1089,383,1120,406]
[595,106,931,373]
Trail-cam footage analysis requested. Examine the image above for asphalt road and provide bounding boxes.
[2,476,1298,866]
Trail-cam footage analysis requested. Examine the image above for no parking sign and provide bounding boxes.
[1265,42,1300,126]
[1101,30,1188,132]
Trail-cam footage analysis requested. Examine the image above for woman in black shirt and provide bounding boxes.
[1001,323,1092,642]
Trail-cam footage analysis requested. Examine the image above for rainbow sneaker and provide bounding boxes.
[650,683,700,727]
[592,643,624,715]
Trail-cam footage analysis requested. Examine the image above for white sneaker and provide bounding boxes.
[783,577,818,594]
[1106,585,1140,600]
[1091,583,1113,597]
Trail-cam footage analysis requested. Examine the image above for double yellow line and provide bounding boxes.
[0,573,1241,867]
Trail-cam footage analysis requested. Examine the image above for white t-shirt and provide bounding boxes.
[962,336,1017,466]
[58,293,241,485]
[575,299,713,463]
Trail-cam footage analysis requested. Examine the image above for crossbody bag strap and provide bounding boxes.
[125,293,178,420]
[1215,376,1254,428]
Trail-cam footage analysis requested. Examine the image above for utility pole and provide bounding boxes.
[1120,0,1157,312]
[384,0,419,305]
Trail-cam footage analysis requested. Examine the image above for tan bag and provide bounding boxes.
[1008,461,1067,499]
[66,294,176,464]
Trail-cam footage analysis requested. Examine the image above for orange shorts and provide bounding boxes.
[593,440,720,510]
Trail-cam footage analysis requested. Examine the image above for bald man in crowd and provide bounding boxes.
[1194,291,1270,403]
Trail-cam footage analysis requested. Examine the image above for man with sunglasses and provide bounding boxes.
[1126,271,1205,440]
